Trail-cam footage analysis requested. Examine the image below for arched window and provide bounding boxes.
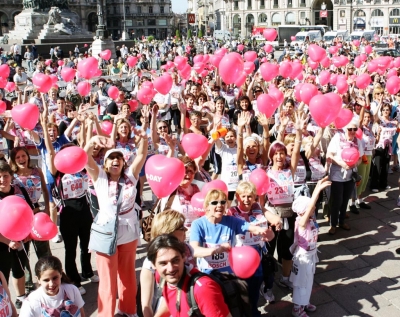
[272,13,281,25]
[258,13,267,24]
[371,9,384,17]
[286,12,295,25]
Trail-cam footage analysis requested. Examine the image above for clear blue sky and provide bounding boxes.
[172,0,188,13]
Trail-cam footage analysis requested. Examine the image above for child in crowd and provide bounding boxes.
[290,176,331,317]
[0,271,17,317]
[19,256,85,317]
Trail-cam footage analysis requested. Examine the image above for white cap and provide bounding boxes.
[292,196,311,215]
[104,149,124,161]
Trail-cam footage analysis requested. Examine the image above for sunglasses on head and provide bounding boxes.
[347,128,357,132]
[209,200,227,206]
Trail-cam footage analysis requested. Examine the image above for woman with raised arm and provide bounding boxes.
[84,127,148,317]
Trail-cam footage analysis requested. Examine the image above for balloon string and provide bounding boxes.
[16,242,29,274]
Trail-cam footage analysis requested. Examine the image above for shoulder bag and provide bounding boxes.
[142,190,177,242]
[88,177,124,256]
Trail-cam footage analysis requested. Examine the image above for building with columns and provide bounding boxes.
[186,0,400,39]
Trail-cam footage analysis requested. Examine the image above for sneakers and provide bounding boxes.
[304,303,317,312]
[261,289,275,303]
[359,202,371,209]
[78,286,86,295]
[349,205,359,214]
[15,299,23,309]
[339,223,351,230]
[88,275,99,283]
[292,306,309,317]
[279,276,293,290]
[52,233,62,243]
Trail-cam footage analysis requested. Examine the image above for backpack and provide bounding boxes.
[187,270,252,317]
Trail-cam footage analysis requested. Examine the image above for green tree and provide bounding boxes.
[188,29,192,39]
[198,29,203,38]
[176,29,181,39]
[147,35,154,42]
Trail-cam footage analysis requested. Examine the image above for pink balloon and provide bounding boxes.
[244,51,257,62]
[308,44,326,62]
[31,212,58,241]
[339,56,349,67]
[154,74,173,95]
[337,43,342,48]
[32,73,52,93]
[356,74,371,89]
[193,55,204,64]
[100,49,112,61]
[166,61,174,69]
[353,40,360,47]
[45,59,52,66]
[137,87,154,104]
[219,53,244,84]
[291,35,296,41]
[249,168,269,195]
[127,56,138,68]
[108,86,120,100]
[307,58,319,70]
[387,69,397,79]
[299,83,318,105]
[228,246,261,279]
[268,85,284,107]
[336,80,348,94]
[359,53,367,62]
[263,44,273,53]
[203,55,210,64]
[101,121,113,135]
[243,61,255,74]
[0,77,7,88]
[367,62,378,73]
[329,46,338,55]
[193,62,205,73]
[0,64,10,77]
[237,44,245,52]
[386,76,400,95]
[294,83,304,101]
[374,56,391,69]
[61,67,76,82]
[128,100,138,112]
[318,70,331,86]
[49,75,58,85]
[215,48,228,56]
[263,28,277,41]
[12,103,39,130]
[174,56,187,70]
[5,82,15,93]
[181,133,209,159]
[290,62,303,79]
[279,61,292,78]
[257,94,278,117]
[77,81,91,96]
[190,192,206,216]
[309,93,341,128]
[77,57,99,79]
[260,63,279,81]
[210,55,223,67]
[234,71,247,87]
[356,128,363,140]
[330,74,338,85]
[201,180,228,196]
[142,81,154,90]
[0,196,33,241]
[334,108,353,128]
[332,56,342,68]
[354,56,362,69]
[341,147,360,166]
[365,45,372,55]
[57,60,64,66]
[0,100,6,114]
[54,146,88,174]
[394,57,400,68]
[145,155,185,198]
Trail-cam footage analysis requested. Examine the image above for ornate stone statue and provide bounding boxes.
[46,6,78,35]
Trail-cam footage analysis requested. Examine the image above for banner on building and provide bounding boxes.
[187,14,195,24]
[320,10,328,18]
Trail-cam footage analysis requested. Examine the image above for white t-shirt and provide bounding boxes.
[20,284,84,317]
[215,143,239,192]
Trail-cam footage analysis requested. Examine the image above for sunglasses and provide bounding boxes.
[209,200,227,206]
[347,128,357,132]
[255,90,263,93]
[158,125,168,130]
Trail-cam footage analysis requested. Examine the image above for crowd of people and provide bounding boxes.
[0,33,399,317]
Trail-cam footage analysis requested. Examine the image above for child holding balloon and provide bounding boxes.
[289,177,331,317]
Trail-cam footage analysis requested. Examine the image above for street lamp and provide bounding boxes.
[121,0,127,40]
